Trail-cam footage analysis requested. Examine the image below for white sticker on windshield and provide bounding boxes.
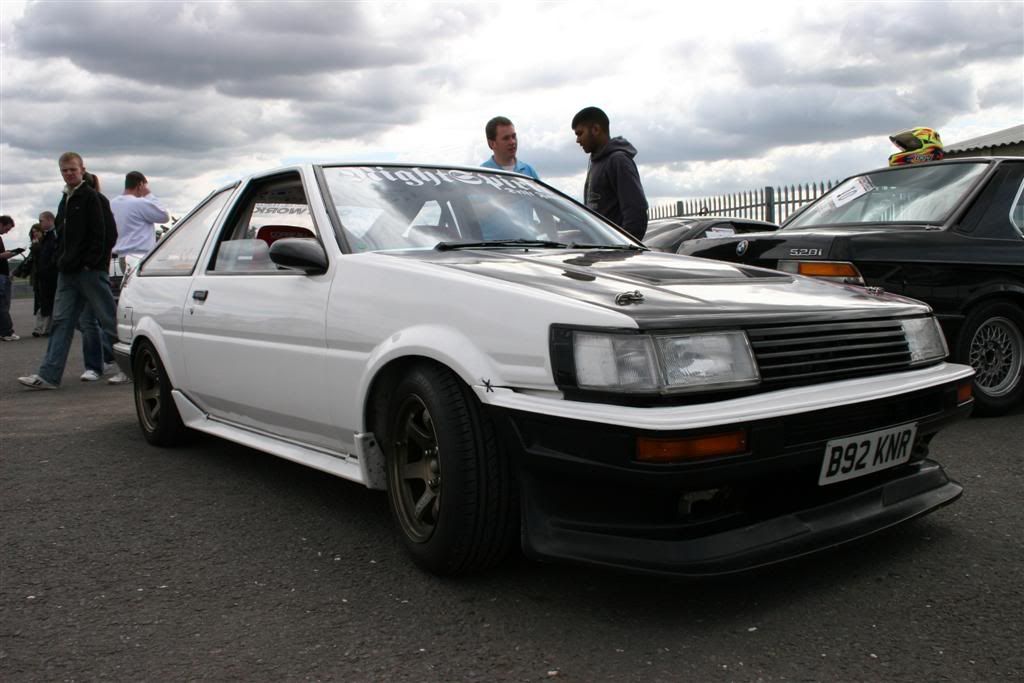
[831,176,874,208]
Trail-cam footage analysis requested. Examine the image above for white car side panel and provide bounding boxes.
[181,273,333,449]
[117,274,193,386]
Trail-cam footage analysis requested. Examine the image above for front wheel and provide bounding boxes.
[133,340,189,446]
[955,300,1024,416]
[384,363,517,575]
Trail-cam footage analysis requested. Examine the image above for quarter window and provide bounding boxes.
[140,187,234,276]
[1010,178,1024,237]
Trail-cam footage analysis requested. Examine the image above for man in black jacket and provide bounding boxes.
[18,152,119,390]
[571,106,648,240]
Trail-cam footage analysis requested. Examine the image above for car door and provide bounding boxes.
[180,169,335,450]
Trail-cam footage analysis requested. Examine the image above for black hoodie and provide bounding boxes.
[584,136,648,239]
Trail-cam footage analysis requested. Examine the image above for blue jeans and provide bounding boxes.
[37,270,117,385]
[0,275,13,336]
[79,308,113,373]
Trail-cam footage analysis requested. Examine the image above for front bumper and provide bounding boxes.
[488,373,972,576]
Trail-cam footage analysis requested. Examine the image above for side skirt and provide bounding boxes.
[172,389,374,487]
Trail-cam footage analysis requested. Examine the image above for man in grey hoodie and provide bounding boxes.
[571,106,648,240]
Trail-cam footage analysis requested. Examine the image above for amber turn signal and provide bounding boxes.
[957,380,973,405]
[637,430,748,463]
[797,261,861,278]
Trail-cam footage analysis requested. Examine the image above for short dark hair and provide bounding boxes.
[485,116,513,141]
[571,106,609,131]
[39,211,55,221]
[0,215,13,227]
[125,171,147,190]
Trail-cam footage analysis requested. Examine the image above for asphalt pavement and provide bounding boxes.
[2,297,1022,682]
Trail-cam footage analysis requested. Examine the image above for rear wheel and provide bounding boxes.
[133,340,188,446]
[384,363,517,575]
[956,300,1024,416]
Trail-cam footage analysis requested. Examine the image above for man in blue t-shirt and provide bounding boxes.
[480,116,540,180]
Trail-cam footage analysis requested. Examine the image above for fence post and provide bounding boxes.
[764,186,775,223]
[676,200,683,217]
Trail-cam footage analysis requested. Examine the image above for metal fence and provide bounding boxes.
[650,181,839,224]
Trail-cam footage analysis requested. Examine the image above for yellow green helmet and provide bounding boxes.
[889,127,944,166]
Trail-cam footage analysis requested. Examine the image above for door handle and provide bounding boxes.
[192,290,208,301]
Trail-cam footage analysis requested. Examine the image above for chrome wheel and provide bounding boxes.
[969,316,1023,398]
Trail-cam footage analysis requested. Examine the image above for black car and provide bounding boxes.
[679,157,1024,415]
[644,216,778,253]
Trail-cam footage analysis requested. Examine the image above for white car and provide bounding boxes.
[114,163,975,576]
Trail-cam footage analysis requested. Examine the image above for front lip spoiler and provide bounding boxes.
[521,460,962,577]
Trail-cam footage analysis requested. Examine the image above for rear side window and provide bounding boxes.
[957,162,1024,238]
[1010,177,1024,238]
[141,188,234,275]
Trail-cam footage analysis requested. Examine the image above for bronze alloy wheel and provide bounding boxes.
[389,393,442,543]
[132,340,188,446]
[383,363,517,575]
[135,345,163,433]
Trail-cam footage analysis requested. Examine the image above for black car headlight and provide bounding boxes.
[552,327,760,395]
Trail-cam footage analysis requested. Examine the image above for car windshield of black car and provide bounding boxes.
[785,162,988,229]
[320,166,634,253]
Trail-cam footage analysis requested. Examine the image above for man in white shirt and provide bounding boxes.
[110,171,170,272]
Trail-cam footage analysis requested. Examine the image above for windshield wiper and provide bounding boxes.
[435,239,570,251]
[568,242,647,250]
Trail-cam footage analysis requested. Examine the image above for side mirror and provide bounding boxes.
[269,238,328,275]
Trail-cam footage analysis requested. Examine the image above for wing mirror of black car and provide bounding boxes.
[268,238,328,274]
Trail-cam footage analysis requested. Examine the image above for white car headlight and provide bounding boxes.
[574,333,659,391]
[901,316,948,364]
[572,330,760,394]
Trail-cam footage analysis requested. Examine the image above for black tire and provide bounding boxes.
[133,340,189,446]
[383,363,517,575]
[955,300,1024,416]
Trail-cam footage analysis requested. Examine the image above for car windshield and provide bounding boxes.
[784,162,989,229]
[320,166,636,252]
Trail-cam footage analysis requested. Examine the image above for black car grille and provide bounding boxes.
[748,318,913,389]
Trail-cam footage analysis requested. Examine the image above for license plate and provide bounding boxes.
[818,423,918,486]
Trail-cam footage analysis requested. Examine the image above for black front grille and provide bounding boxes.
[749,319,912,388]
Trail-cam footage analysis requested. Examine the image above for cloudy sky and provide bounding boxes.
[1,0,1021,248]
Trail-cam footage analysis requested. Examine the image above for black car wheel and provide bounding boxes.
[133,340,188,446]
[957,300,1024,416]
[384,363,517,575]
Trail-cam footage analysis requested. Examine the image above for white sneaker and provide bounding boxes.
[18,374,57,390]
[81,369,101,381]
[107,372,130,385]
[1,334,19,341]
[103,362,118,376]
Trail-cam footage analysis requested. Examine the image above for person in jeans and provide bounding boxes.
[18,153,120,390]
[0,215,24,341]
[75,171,125,383]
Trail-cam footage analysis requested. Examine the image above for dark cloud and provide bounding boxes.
[625,74,975,165]
[13,2,448,90]
[735,3,1023,90]
[979,77,1024,110]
